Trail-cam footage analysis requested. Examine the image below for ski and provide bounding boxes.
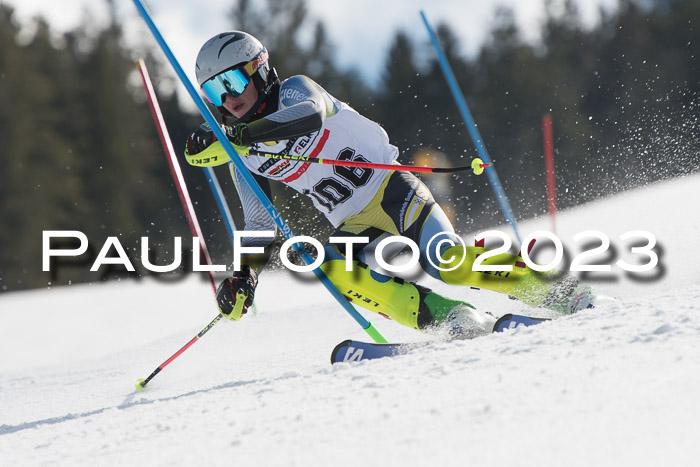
[331,313,551,364]
[491,313,551,332]
[331,340,425,363]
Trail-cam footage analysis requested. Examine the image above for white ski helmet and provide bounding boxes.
[195,31,277,117]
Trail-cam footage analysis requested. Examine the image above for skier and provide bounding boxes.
[185,31,592,338]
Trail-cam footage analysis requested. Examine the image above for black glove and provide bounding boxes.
[186,123,251,156]
[225,123,251,147]
[216,265,258,321]
[186,123,217,156]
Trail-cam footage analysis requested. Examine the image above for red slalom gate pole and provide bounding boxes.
[542,115,558,234]
[136,59,218,293]
[135,59,224,391]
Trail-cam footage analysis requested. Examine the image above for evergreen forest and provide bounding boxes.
[0,0,698,292]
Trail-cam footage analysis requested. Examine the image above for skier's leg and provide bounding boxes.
[414,190,592,314]
[431,242,593,314]
[320,172,495,337]
[373,171,592,315]
[321,234,495,338]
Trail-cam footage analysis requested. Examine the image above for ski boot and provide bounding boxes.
[539,275,594,314]
[416,285,496,339]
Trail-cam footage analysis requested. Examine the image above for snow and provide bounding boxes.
[2,173,700,466]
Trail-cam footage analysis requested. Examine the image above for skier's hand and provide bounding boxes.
[185,123,217,156]
[225,123,251,147]
[223,124,252,156]
[185,123,250,162]
[216,265,258,321]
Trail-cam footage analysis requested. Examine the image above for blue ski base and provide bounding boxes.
[331,340,428,363]
[331,313,550,364]
[492,313,550,332]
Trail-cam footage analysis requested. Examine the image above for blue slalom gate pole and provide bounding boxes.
[132,0,387,343]
[202,166,266,315]
[202,167,236,243]
[420,11,522,242]
[203,166,264,314]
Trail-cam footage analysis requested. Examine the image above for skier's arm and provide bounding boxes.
[229,163,277,273]
[230,75,338,145]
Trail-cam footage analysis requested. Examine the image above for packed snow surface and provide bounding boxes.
[2,173,699,466]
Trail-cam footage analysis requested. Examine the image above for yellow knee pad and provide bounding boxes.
[321,260,423,329]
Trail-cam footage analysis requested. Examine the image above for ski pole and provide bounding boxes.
[132,0,388,345]
[136,314,223,391]
[247,148,487,174]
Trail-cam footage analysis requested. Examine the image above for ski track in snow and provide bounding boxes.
[1,174,699,466]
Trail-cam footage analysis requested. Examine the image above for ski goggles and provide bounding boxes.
[200,49,269,107]
[201,67,251,107]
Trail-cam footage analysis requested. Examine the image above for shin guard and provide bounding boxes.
[438,245,564,309]
[321,260,426,329]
